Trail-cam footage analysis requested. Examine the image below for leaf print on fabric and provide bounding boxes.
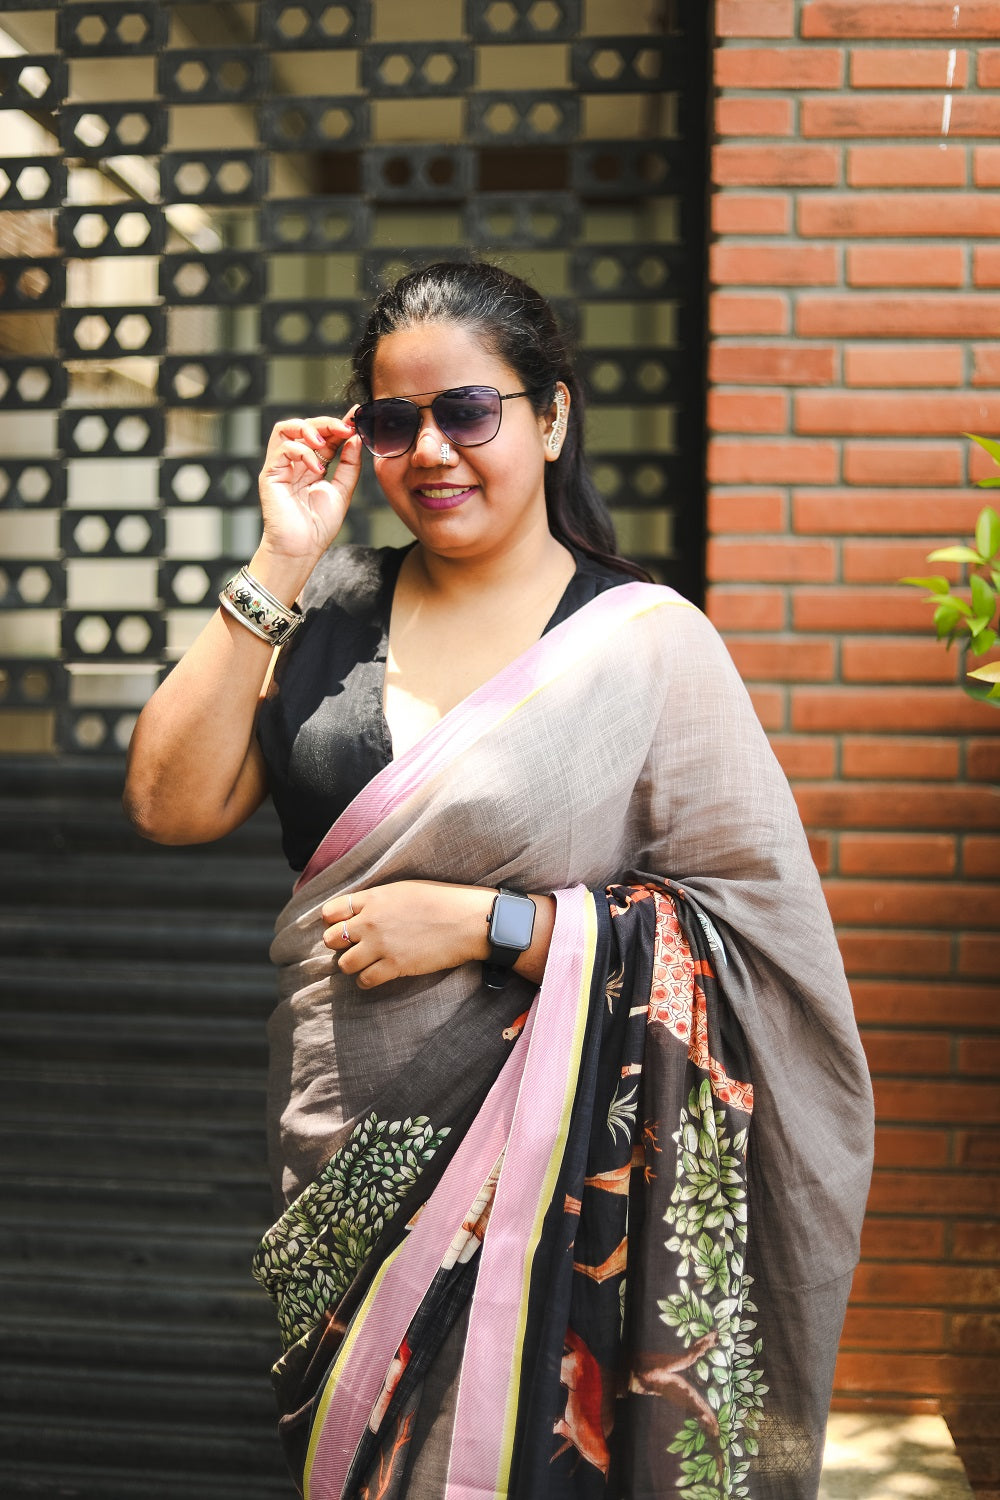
[251,1111,449,1349]
[604,960,624,1013]
[606,1082,638,1146]
[659,1080,766,1500]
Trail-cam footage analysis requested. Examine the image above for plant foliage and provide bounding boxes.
[902,434,1000,704]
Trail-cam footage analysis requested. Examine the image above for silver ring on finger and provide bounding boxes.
[347,895,355,916]
[342,922,351,944]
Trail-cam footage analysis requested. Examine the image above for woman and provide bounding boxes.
[125,261,873,1500]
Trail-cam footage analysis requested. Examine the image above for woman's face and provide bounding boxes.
[366,319,559,564]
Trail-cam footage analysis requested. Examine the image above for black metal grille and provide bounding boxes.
[0,4,709,1491]
[0,0,709,759]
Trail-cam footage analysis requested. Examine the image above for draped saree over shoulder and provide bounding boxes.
[253,583,874,1500]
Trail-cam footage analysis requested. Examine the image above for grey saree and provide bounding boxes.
[254,581,874,1499]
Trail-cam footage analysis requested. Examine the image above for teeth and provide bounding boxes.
[418,486,467,498]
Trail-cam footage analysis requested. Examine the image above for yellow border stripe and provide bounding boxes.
[303,1245,402,1498]
[495,892,599,1492]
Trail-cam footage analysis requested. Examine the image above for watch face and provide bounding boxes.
[492,893,535,950]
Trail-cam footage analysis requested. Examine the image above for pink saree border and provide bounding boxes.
[301,886,595,1500]
[444,884,594,1500]
[294,581,689,892]
[303,1004,538,1499]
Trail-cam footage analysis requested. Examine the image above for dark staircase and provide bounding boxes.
[0,758,298,1497]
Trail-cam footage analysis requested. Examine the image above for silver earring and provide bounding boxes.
[548,395,566,453]
[440,441,451,463]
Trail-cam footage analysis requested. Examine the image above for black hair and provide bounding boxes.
[350,260,651,582]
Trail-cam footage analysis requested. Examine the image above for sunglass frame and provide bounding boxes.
[352,384,539,458]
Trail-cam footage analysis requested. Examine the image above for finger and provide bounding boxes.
[270,418,321,448]
[321,893,360,923]
[272,416,342,438]
[302,416,354,449]
[337,938,373,975]
[268,419,349,461]
[302,411,355,434]
[322,918,354,950]
[304,479,348,512]
[353,958,398,990]
[330,433,364,495]
[267,438,328,475]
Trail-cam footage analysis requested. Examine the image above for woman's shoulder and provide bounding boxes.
[565,567,721,652]
[551,550,671,626]
[300,543,409,618]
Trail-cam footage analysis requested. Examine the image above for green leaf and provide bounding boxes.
[976,507,1000,560]
[976,476,1000,488]
[901,575,950,595]
[965,677,1000,703]
[967,660,1000,684]
[966,432,1000,469]
[971,627,997,655]
[933,599,971,628]
[970,573,997,618]
[927,545,986,565]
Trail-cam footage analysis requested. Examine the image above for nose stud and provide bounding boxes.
[440,442,451,464]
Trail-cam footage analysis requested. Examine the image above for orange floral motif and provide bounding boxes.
[606,885,655,918]
[642,1120,661,1184]
[502,1009,530,1042]
[583,1142,645,1198]
[359,1409,416,1499]
[573,1236,628,1284]
[647,893,754,1115]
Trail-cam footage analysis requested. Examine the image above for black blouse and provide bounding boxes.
[256,544,629,870]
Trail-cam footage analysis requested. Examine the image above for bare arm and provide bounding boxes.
[123,414,363,844]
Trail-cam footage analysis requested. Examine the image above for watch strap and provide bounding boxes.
[483,889,535,992]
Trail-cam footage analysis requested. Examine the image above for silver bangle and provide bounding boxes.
[219,566,303,647]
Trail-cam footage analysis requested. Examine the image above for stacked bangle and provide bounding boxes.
[219,566,303,647]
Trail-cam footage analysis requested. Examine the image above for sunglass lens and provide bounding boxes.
[356,398,418,457]
[434,387,502,447]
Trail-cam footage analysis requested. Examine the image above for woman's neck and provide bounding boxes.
[409,527,573,606]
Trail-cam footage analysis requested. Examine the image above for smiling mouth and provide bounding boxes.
[413,484,476,509]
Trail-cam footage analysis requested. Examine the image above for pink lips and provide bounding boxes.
[412,484,477,511]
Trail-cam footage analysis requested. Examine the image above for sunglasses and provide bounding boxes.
[352,385,538,459]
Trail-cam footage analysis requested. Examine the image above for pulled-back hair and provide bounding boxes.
[350,260,650,581]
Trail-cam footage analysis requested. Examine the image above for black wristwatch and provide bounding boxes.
[483,889,536,992]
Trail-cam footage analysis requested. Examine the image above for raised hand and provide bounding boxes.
[258,412,363,564]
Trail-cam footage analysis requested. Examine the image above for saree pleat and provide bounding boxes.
[254,583,874,1500]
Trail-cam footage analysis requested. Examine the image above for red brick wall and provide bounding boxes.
[709,1,1000,1482]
